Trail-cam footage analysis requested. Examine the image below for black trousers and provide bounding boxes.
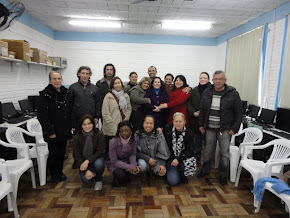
[48,139,67,175]
[113,168,130,186]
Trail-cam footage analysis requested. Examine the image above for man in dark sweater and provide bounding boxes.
[197,70,243,185]
[96,63,116,108]
[69,66,102,168]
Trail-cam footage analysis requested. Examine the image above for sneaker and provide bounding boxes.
[94,181,102,191]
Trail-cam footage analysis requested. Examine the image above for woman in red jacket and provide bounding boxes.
[159,75,191,126]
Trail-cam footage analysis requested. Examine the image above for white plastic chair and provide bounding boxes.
[215,123,243,168]
[229,127,263,182]
[6,126,48,186]
[0,159,19,218]
[0,140,36,212]
[255,180,290,217]
[235,139,290,206]
[26,118,49,186]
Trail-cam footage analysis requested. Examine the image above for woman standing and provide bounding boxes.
[163,112,195,186]
[159,75,191,126]
[107,121,140,187]
[126,72,138,94]
[144,77,169,129]
[102,77,132,151]
[73,114,105,190]
[38,71,72,183]
[187,72,210,164]
[135,115,170,176]
[129,77,150,132]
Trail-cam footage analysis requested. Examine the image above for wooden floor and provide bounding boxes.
[1,146,289,218]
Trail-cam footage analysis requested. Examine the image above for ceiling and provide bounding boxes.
[8,0,290,37]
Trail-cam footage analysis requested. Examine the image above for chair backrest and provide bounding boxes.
[269,139,290,161]
[6,127,26,144]
[0,159,8,183]
[242,127,263,144]
[27,118,42,134]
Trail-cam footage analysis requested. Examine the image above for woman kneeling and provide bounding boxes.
[73,114,105,190]
[107,121,140,187]
[135,115,170,176]
[164,112,196,185]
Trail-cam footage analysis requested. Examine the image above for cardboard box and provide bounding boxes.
[1,39,30,61]
[31,48,49,63]
[0,41,8,57]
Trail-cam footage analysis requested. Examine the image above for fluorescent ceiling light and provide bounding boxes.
[69,20,122,28]
[162,21,212,30]
[67,15,120,20]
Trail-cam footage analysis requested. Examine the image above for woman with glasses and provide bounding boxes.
[38,71,72,183]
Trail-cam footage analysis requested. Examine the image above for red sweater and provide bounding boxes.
[167,88,190,126]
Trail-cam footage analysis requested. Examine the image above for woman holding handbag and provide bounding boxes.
[102,77,132,153]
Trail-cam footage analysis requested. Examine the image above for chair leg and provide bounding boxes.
[7,173,20,212]
[255,192,264,213]
[37,154,48,186]
[230,152,239,183]
[30,166,36,188]
[9,192,19,218]
[235,166,242,187]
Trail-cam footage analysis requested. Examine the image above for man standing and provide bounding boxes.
[147,66,157,84]
[69,66,102,129]
[96,63,116,106]
[197,70,242,185]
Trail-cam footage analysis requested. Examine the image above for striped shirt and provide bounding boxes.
[208,89,225,129]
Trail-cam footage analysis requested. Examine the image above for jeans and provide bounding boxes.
[166,158,185,186]
[137,159,148,173]
[48,139,67,175]
[79,157,105,183]
[201,128,231,178]
[194,131,205,161]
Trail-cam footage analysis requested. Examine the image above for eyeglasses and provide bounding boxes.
[213,78,225,81]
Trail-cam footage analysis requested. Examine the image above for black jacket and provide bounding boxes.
[198,84,243,133]
[37,84,72,142]
[163,124,195,162]
[96,78,110,108]
[69,81,101,128]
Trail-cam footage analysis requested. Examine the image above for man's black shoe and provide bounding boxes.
[182,176,188,184]
[59,173,67,181]
[51,174,61,183]
[197,170,208,178]
[72,162,77,169]
[219,176,227,186]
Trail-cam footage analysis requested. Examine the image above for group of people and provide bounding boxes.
[37,63,243,191]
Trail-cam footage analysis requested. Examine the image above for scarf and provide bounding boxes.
[120,135,131,146]
[154,88,160,95]
[82,130,94,160]
[172,126,186,156]
[198,83,209,95]
[112,89,127,110]
[172,126,196,176]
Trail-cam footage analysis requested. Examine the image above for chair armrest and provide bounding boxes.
[263,159,290,177]
[241,142,273,159]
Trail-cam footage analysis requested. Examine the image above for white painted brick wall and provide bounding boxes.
[54,41,219,88]
[261,18,285,110]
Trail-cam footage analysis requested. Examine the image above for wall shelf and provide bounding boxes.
[0,56,64,72]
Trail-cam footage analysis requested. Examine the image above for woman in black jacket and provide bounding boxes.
[73,114,105,190]
[37,71,72,183]
[163,112,195,186]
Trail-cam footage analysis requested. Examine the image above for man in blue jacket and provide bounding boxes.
[197,70,243,185]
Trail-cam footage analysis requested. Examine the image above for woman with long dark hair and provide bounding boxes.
[107,120,139,186]
[102,77,132,151]
[159,75,191,126]
[72,114,105,190]
[144,77,169,129]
